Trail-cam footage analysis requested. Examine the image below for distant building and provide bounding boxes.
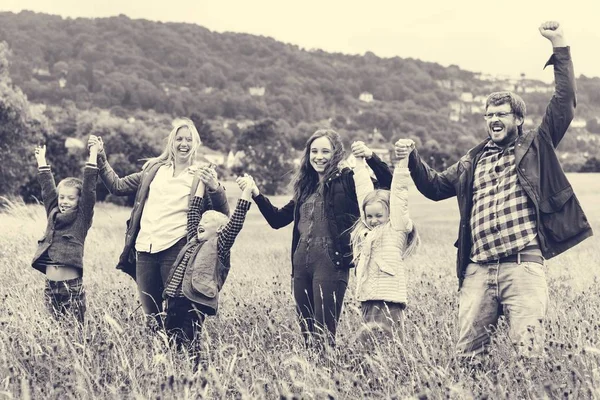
[371,147,392,163]
[249,87,265,96]
[524,85,553,94]
[359,92,374,103]
[473,95,487,105]
[471,105,483,114]
[570,118,587,128]
[460,92,473,102]
[204,87,214,94]
[437,80,453,90]
[33,68,51,77]
[204,153,226,166]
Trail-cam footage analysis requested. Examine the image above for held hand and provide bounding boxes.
[197,166,219,191]
[539,21,566,47]
[394,139,415,160]
[351,141,373,159]
[88,135,104,152]
[246,174,260,197]
[237,174,259,196]
[34,145,47,167]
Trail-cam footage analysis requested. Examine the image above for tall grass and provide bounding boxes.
[0,174,599,399]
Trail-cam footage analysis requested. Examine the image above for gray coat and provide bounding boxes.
[32,166,98,272]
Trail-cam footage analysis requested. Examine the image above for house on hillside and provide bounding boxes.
[460,92,473,103]
[359,92,374,103]
[249,87,265,96]
[571,118,587,128]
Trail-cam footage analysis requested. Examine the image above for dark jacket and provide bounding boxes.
[32,165,98,272]
[96,150,230,280]
[407,47,592,288]
[253,154,392,276]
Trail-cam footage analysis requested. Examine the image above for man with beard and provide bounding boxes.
[395,21,592,361]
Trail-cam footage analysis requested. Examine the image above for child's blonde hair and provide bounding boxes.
[200,210,229,232]
[350,189,420,266]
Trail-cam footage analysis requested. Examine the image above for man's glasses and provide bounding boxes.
[483,112,514,120]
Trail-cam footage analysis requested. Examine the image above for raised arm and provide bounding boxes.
[350,140,393,189]
[88,135,142,196]
[537,22,576,147]
[197,166,230,216]
[80,143,99,222]
[351,157,374,221]
[187,180,206,242]
[218,190,252,257]
[236,174,294,229]
[400,141,458,202]
[389,154,412,232]
[34,145,57,216]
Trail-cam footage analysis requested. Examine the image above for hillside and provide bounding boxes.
[1,10,599,167]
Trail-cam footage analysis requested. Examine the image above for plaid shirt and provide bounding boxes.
[470,140,537,262]
[164,197,251,297]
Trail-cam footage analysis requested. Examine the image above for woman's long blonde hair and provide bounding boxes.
[143,117,202,169]
[350,189,420,266]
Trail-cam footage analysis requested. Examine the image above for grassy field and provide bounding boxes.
[0,173,599,399]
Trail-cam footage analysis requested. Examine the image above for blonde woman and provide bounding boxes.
[88,118,229,325]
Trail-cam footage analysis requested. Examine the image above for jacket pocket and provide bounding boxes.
[325,242,344,269]
[62,234,83,246]
[539,187,589,242]
[374,257,396,276]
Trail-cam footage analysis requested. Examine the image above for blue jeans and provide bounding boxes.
[456,261,548,358]
[136,238,186,323]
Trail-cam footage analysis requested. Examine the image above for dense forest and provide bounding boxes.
[1,11,600,200]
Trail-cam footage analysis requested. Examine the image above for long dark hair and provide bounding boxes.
[292,129,345,203]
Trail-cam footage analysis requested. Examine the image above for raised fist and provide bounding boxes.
[539,21,566,46]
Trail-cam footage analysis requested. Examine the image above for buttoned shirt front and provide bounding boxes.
[136,165,193,253]
[470,140,538,262]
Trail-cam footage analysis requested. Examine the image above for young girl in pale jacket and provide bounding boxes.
[350,140,420,336]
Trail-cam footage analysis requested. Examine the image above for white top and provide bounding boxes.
[136,165,193,253]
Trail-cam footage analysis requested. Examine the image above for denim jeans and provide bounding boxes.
[293,237,349,349]
[136,238,186,324]
[456,261,548,358]
[165,297,207,349]
[45,277,86,324]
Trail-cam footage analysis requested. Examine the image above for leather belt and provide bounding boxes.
[485,253,545,266]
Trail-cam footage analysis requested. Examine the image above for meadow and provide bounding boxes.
[0,173,599,399]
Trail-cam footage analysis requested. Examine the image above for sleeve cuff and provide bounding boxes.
[191,196,205,206]
[237,199,252,211]
[544,46,570,69]
[207,182,223,193]
[38,166,51,172]
[85,163,98,168]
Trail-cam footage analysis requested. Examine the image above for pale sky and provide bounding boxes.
[2,0,600,82]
